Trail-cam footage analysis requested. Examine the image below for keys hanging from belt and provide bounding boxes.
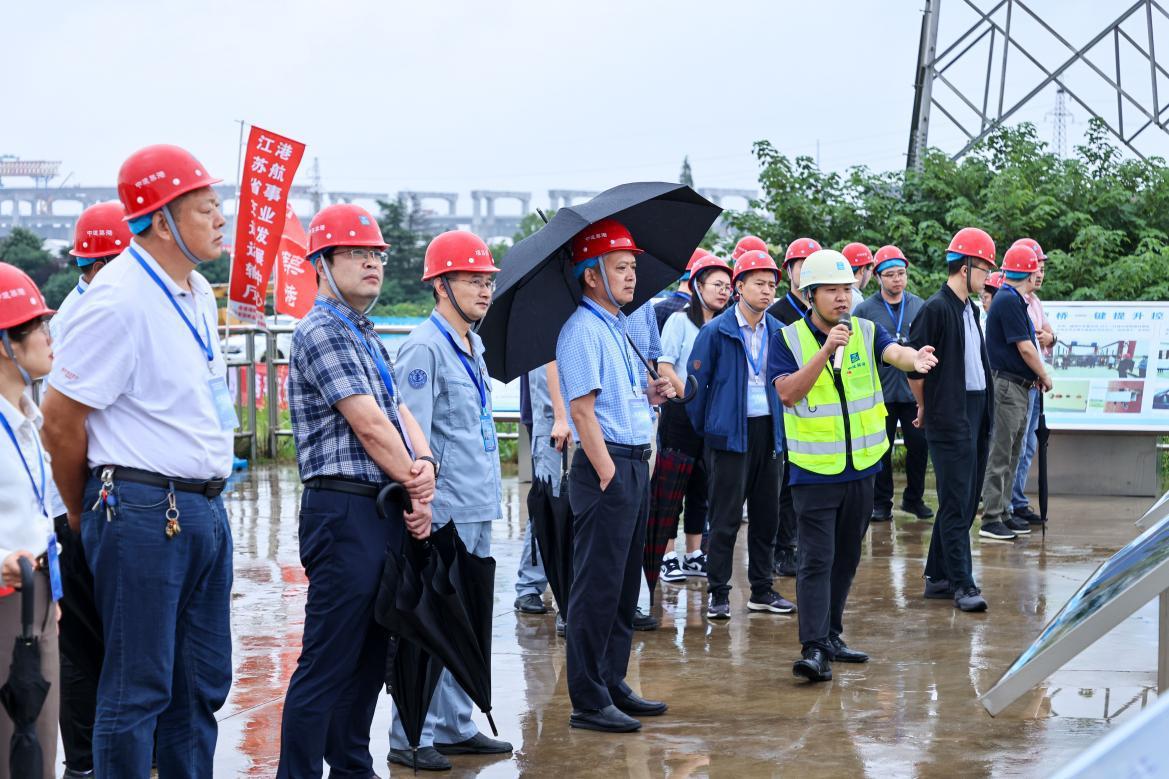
[165,488,181,539]
[91,466,118,522]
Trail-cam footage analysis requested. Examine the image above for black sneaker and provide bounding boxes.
[555,612,566,637]
[633,607,659,631]
[773,548,797,577]
[978,521,1017,541]
[954,586,988,612]
[1005,515,1032,535]
[514,593,549,614]
[1013,505,1042,524]
[871,506,893,522]
[660,555,686,583]
[707,592,731,621]
[923,577,954,600]
[747,590,796,614]
[900,499,935,519]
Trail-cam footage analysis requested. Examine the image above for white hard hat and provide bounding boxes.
[798,249,856,291]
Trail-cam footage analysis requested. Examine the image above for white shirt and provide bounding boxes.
[48,240,233,479]
[0,390,53,560]
[48,276,88,342]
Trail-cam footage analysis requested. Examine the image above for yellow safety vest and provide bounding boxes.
[780,317,889,475]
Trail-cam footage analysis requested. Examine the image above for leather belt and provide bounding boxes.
[992,370,1034,388]
[97,466,227,498]
[605,442,653,462]
[302,477,382,497]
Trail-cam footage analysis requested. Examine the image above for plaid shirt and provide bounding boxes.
[289,295,403,482]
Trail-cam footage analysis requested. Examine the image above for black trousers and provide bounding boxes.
[565,447,649,711]
[874,401,928,510]
[658,401,708,536]
[924,391,989,591]
[55,513,103,774]
[775,462,798,552]
[706,416,780,598]
[792,476,874,653]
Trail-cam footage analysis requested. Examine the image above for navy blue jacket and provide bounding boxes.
[686,307,785,454]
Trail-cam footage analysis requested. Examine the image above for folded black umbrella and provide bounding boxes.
[0,557,49,779]
[1037,392,1050,538]
[479,182,722,382]
[528,447,574,617]
[644,447,696,606]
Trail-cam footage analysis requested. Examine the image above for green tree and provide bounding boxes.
[0,227,58,284]
[40,269,79,309]
[680,156,694,187]
[371,199,432,315]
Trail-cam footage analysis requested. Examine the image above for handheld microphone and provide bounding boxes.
[832,313,852,372]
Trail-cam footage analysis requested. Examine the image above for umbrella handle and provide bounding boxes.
[18,556,34,641]
[377,482,414,520]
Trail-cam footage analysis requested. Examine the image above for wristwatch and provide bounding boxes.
[416,455,440,481]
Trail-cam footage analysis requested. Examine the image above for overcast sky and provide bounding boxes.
[5,0,1167,215]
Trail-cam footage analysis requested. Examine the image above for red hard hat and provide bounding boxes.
[985,271,1005,290]
[71,201,132,259]
[1012,237,1047,261]
[422,230,500,281]
[732,235,768,262]
[0,263,54,331]
[784,238,822,264]
[841,242,874,268]
[1001,244,1039,273]
[874,244,909,269]
[947,227,997,266]
[117,144,222,220]
[307,204,388,258]
[732,250,780,283]
[687,247,712,271]
[689,253,731,284]
[571,218,643,264]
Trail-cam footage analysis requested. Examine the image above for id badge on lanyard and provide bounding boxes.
[46,533,62,602]
[208,375,239,431]
[629,383,653,443]
[481,409,497,452]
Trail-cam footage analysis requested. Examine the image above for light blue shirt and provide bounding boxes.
[735,305,770,417]
[626,300,662,390]
[394,309,502,525]
[528,363,555,440]
[962,301,987,391]
[659,311,700,382]
[557,298,654,446]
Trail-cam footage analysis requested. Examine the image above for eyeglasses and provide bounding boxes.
[879,270,907,280]
[453,277,496,293]
[336,248,388,266]
[702,281,732,292]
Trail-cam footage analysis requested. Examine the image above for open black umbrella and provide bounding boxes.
[0,557,49,779]
[479,182,721,383]
[643,448,696,606]
[374,485,444,768]
[528,447,574,616]
[1037,392,1051,538]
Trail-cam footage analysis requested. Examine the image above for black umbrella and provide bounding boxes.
[528,447,574,617]
[0,557,49,779]
[479,182,722,382]
[374,484,444,768]
[1037,392,1050,538]
[643,447,696,606]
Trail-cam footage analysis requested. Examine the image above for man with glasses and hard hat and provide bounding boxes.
[277,203,436,777]
[387,229,513,771]
[41,144,235,777]
[556,218,676,734]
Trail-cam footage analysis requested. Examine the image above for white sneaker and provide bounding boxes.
[660,555,686,583]
[681,552,707,578]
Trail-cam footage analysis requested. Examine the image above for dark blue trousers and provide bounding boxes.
[277,488,403,778]
[81,475,233,779]
[565,447,649,711]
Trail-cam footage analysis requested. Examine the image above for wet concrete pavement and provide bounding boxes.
[213,465,1160,777]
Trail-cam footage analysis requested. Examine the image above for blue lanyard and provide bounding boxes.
[671,291,690,301]
[76,284,86,296]
[882,296,905,337]
[430,314,487,410]
[1002,285,1036,340]
[581,298,636,388]
[129,247,213,363]
[0,414,47,519]
[740,321,765,377]
[785,292,804,314]
[318,299,398,401]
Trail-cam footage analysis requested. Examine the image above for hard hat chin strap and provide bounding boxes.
[0,332,32,388]
[596,257,622,310]
[439,276,482,327]
[161,205,205,266]
[314,253,380,316]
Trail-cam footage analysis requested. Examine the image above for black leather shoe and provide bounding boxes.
[570,705,641,733]
[774,548,797,577]
[555,612,566,637]
[388,746,451,771]
[514,593,548,614]
[434,731,513,755]
[871,506,893,522]
[632,607,659,631]
[829,636,869,663]
[612,691,668,716]
[792,648,833,682]
[900,499,934,519]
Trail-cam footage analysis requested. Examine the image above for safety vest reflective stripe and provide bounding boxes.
[780,317,889,475]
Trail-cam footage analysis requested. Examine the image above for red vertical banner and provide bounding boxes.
[229,126,306,325]
[274,203,317,319]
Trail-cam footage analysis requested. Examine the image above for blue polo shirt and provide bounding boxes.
[767,314,897,485]
[985,284,1038,381]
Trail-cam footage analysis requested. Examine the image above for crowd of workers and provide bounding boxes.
[0,141,1056,776]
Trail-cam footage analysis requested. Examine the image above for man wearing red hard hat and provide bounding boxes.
[386,230,513,769]
[841,242,875,311]
[42,144,234,776]
[555,218,676,734]
[50,201,130,343]
[278,203,436,777]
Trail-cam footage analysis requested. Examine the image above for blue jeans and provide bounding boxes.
[1011,388,1040,511]
[81,476,233,779]
[390,519,492,749]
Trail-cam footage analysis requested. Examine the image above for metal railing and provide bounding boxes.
[219,324,519,461]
